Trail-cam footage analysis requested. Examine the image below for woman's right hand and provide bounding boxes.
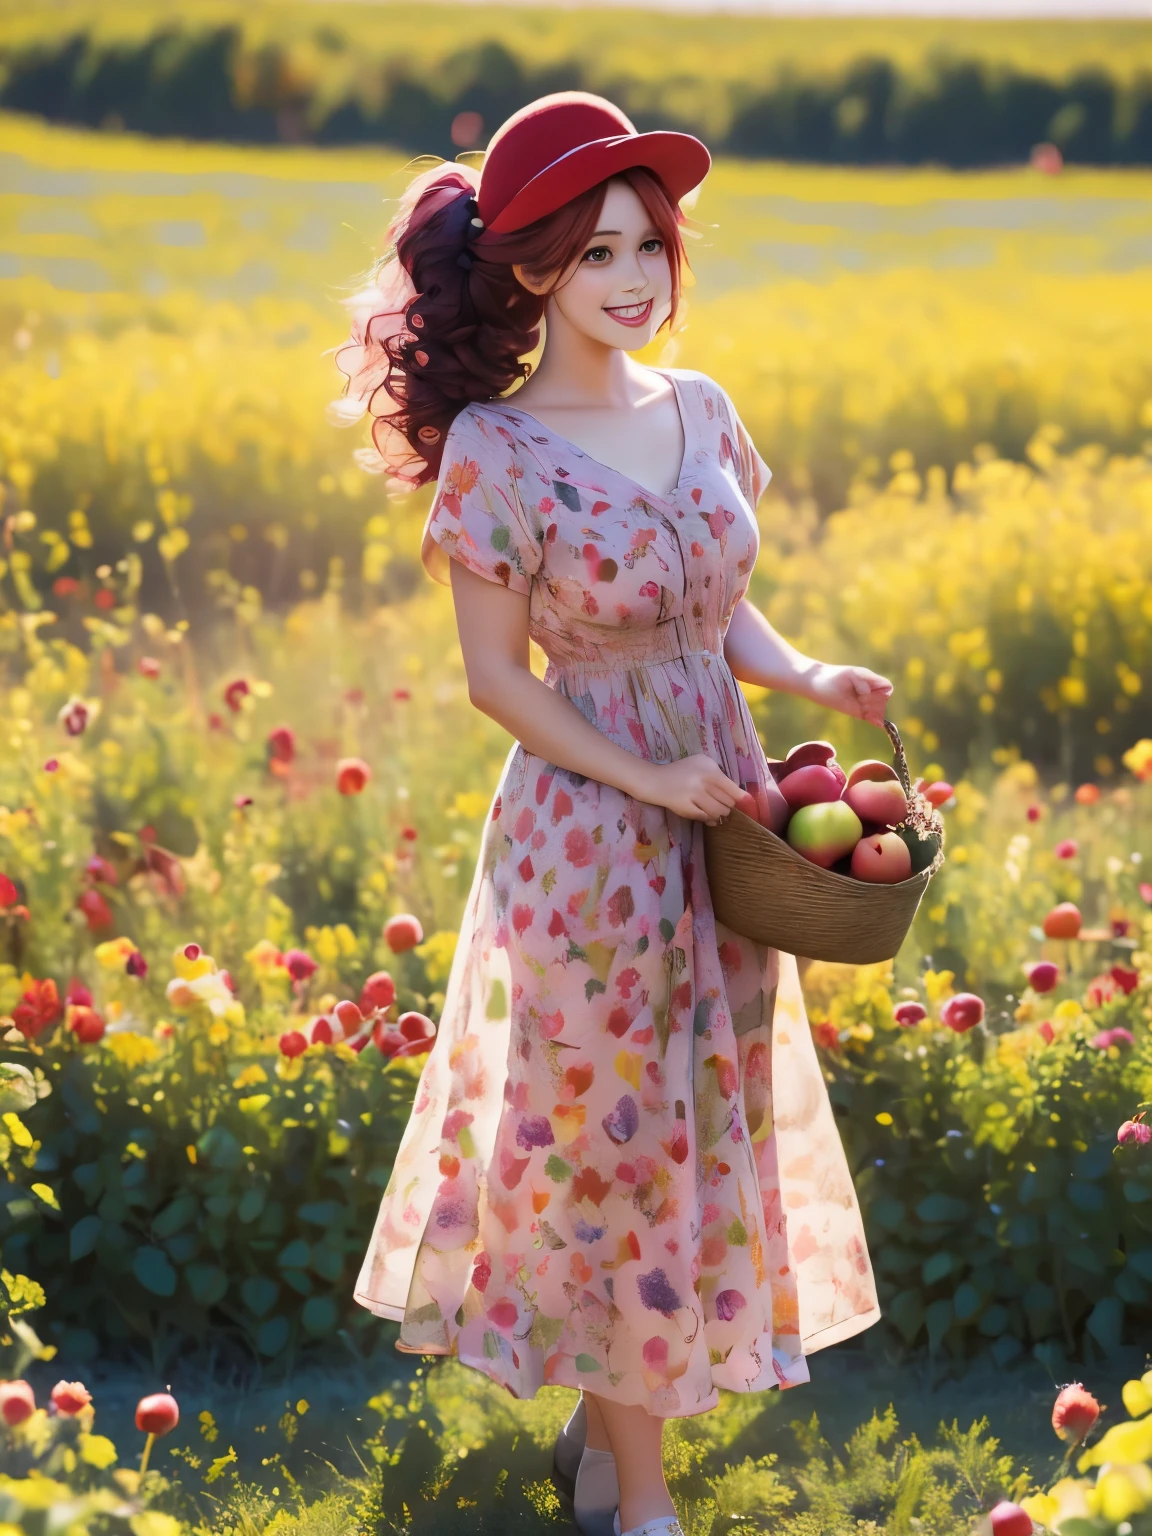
[640,755,744,824]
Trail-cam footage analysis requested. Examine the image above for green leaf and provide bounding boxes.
[278,1239,311,1270]
[297,1201,341,1227]
[1123,1179,1152,1204]
[869,1198,906,1232]
[952,1281,982,1322]
[281,1268,313,1296]
[255,1315,289,1357]
[241,1275,280,1318]
[186,1264,228,1306]
[1068,1180,1104,1213]
[70,1215,102,1261]
[925,1298,952,1349]
[1127,1246,1152,1280]
[887,1288,925,1344]
[0,1062,38,1113]
[197,1126,243,1170]
[238,1187,266,1225]
[164,1232,199,1264]
[301,1295,338,1335]
[990,1333,1023,1367]
[1085,1295,1123,1355]
[921,1252,953,1286]
[915,1194,968,1225]
[132,1246,177,1298]
[310,1243,343,1282]
[977,1303,1009,1337]
[152,1194,198,1239]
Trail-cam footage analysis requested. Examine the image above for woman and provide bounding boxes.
[339,92,886,1536]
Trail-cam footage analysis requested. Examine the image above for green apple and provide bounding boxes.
[786,800,863,869]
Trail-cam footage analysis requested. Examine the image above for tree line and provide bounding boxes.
[1,26,1150,166]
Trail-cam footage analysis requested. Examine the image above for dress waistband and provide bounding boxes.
[537,618,726,679]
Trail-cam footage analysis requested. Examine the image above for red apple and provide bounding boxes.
[786,800,862,869]
[733,789,761,822]
[894,1001,927,1026]
[844,761,910,828]
[989,1501,1032,1536]
[850,832,913,883]
[770,741,846,791]
[383,913,423,953]
[781,763,845,810]
[940,992,984,1032]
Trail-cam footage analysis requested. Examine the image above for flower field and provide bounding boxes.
[2,111,1152,1533]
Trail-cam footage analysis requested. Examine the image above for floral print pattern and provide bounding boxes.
[356,368,880,1416]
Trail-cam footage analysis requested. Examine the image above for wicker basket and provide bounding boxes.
[703,719,944,965]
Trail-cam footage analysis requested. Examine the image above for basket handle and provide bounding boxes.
[882,718,912,796]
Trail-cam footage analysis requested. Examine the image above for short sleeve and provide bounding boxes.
[420,407,541,595]
[716,384,772,508]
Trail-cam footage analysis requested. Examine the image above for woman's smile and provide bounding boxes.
[603,298,653,327]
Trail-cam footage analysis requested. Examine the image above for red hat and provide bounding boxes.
[474,91,711,237]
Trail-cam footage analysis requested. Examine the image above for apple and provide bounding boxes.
[850,831,912,883]
[770,740,846,790]
[780,763,845,810]
[843,760,909,827]
[1024,960,1059,994]
[733,789,760,822]
[786,800,862,869]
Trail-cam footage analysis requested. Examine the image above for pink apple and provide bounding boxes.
[781,763,846,810]
[851,832,912,884]
[786,800,862,869]
[1024,960,1059,994]
[844,760,910,828]
[940,992,984,1032]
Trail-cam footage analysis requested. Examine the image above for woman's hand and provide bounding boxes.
[639,755,744,824]
[801,662,893,727]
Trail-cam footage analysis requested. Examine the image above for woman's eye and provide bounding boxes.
[584,246,611,263]
[642,238,663,253]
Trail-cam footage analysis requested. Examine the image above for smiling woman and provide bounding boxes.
[344,91,886,1536]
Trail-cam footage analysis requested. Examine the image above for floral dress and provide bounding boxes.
[355,366,880,1416]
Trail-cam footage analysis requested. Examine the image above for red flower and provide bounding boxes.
[0,873,19,907]
[383,914,423,953]
[1054,839,1078,859]
[400,824,418,841]
[94,588,116,611]
[1110,963,1139,994]
[393,688,411,702]
[1118,1116,1152,1146]
[1074,783,1101,805]
[137,656,161,679]
[309,1017,334,1045]
[1024,960,1059,994]
[360,971,396,1012]
[0,1380,36,1425]
[53,576,80,597]
[135,1392,179,1435]
[69,1006,105,1045]
[267,725,296,765]
[279,1030,308,1058]
[1140,882,1152,905]
[86,855,118,885]
[282,949,316,982]
[59,699,89,736]
[1091,1027,1134,1051]
[13,977,64,1039]
[1037,1021,1055,1044]
[51,1380,92,1415]
[126,950,148,977]
[336,757,371,795]
[812,1020,839,1051]
[223,678,250,713]
[941,993,984,1032]
[1026,804,1042,822]
[66,979,93,1007]
[989,1502,1032,1536]
[1052,1382,1099,1444]
[77,888,113,931]
[894,1001,927,1026]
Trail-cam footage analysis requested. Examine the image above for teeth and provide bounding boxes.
[608,302,649,318]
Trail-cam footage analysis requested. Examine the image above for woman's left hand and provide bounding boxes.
[803,662,893,726]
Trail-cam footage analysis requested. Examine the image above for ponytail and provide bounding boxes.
[332,160,694,488]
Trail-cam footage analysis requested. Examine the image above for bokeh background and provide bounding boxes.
[2,4,1152,1534]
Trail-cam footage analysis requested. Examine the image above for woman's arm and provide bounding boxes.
[450,562,743,823]
[723,598,894,728]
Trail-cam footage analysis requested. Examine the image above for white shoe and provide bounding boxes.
[617,1520,684,1536]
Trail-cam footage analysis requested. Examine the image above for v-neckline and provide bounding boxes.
[483,367,692,505]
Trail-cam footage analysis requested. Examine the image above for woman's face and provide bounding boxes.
[514,178,674,350]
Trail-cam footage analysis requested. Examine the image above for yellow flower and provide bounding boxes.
[1122,738,1152,781]
[416,931,459,987]
[1096,1464,1152,1522]
[94,937,137,970]
[104,1033,162,1067]
[1019,1491,1058,1526]
[1122,1371,1152,1419]
[1054,998,1083,1024]
[245,939,287,973]
[923,969,955,1006]
[171,944,215,981]
[232,1064,268,1089]
[1078,1416,1152,1470]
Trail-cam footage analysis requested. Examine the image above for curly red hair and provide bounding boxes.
[332,159,697,488]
